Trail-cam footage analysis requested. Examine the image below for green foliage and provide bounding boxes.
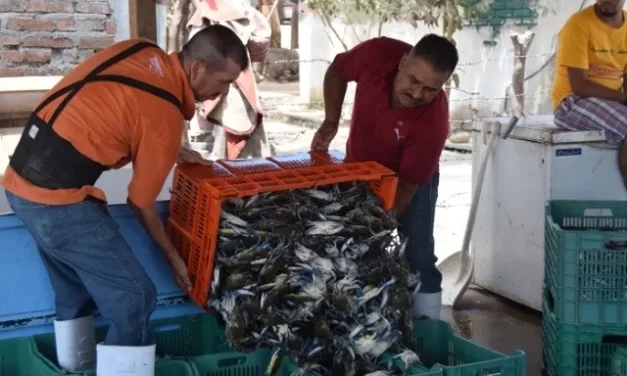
[305,0,490,89]
[306,0,492,34]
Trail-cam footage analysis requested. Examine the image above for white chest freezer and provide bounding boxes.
[471,115,627,311]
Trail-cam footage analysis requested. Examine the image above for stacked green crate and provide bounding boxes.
[27,313,259,376]
[410,319,525,376]
[29,314,233,376]
[1,312,526,376]
[543,201,627,376]
[0,336,61,376]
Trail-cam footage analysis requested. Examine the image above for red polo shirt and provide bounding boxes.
[332,37,449,185]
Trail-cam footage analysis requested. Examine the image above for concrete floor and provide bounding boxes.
[443,287,543,375]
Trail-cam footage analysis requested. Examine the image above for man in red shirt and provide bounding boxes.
[311,34,458,319]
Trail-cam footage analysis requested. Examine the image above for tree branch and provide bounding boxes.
[318,9,348,51]
[510,31,535,117]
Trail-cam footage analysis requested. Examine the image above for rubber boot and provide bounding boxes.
[96,344,156,376]
[53,315,97,372]
[412,292,442,319]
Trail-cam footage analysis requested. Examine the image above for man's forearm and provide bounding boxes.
[128,199,178,259]
[323,65,348,123]
[573,79,627,103]
[393,180,419,217]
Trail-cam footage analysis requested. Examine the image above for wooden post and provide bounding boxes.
[165,0,191,53]
[261,0,282,48]
[290,1,298,49]
[129,0,158,42]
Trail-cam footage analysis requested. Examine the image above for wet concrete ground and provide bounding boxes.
[443,286,543,375]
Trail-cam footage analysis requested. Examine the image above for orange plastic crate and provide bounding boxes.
[167,151,398,307]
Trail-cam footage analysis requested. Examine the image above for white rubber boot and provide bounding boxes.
[53,315,97,372]
[412,292,442,319]
[96,344,156,376]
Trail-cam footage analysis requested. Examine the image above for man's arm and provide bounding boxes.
[127,199,179,262]
[558,19,627,103]
[393,179,419,216]
[310,68,348,151]
[312,39,379,151]
[568,67,627,103]
[128,125,192,292]
[323,67,348,125]
[127,199,192,292]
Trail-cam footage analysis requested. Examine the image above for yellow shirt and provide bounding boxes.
[552,5,627,110]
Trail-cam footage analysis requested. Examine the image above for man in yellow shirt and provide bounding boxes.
[553,0,627,186]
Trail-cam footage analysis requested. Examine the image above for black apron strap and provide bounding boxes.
[10,41,185,191]
[92,75,182,109]
[46,41,182,126]
[34,42,158,116]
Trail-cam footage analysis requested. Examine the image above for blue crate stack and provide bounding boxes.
[543,201,627,376]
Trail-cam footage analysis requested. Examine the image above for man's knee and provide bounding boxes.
[98,273,157,321]
[98,278,157,346]
[123,279,158,320]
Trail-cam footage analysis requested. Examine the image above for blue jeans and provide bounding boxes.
[6,191,157,346]
[399,172,441,293]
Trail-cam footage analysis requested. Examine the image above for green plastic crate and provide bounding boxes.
[542,296,627,376]
[83,359,194,376]
[190,348,271,376]
[410,365,445,375]
[276,354,443,376]
[276,357,312,376]
[0,336,60,376]
[276,320,525,376]
[612,347,627,376]
[413,319,526,376]
[378,351,443,375]
[545,201,627,326]
[31,313,231,375]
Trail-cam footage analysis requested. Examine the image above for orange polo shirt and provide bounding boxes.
[1,39,196,209]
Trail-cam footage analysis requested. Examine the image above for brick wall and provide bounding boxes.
[466,0,537,34]
[0,0,117,77]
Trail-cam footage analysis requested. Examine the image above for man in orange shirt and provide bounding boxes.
[2,25,248,376]
[553,0,627,186]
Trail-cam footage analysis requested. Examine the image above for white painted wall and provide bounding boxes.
[111,0,167,50]
[298,0,612,118]
[113,0,130,42]
[156,4,168,50]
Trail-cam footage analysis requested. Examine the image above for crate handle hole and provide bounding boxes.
[153,324,181,333]
[217,356,247,368]
[602,335,627,344]
[583,208,613,217]
[604,240,627,250]
[544,288,555,315]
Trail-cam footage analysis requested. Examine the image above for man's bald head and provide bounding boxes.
[181,24,249,71]
[180,24,249,102]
